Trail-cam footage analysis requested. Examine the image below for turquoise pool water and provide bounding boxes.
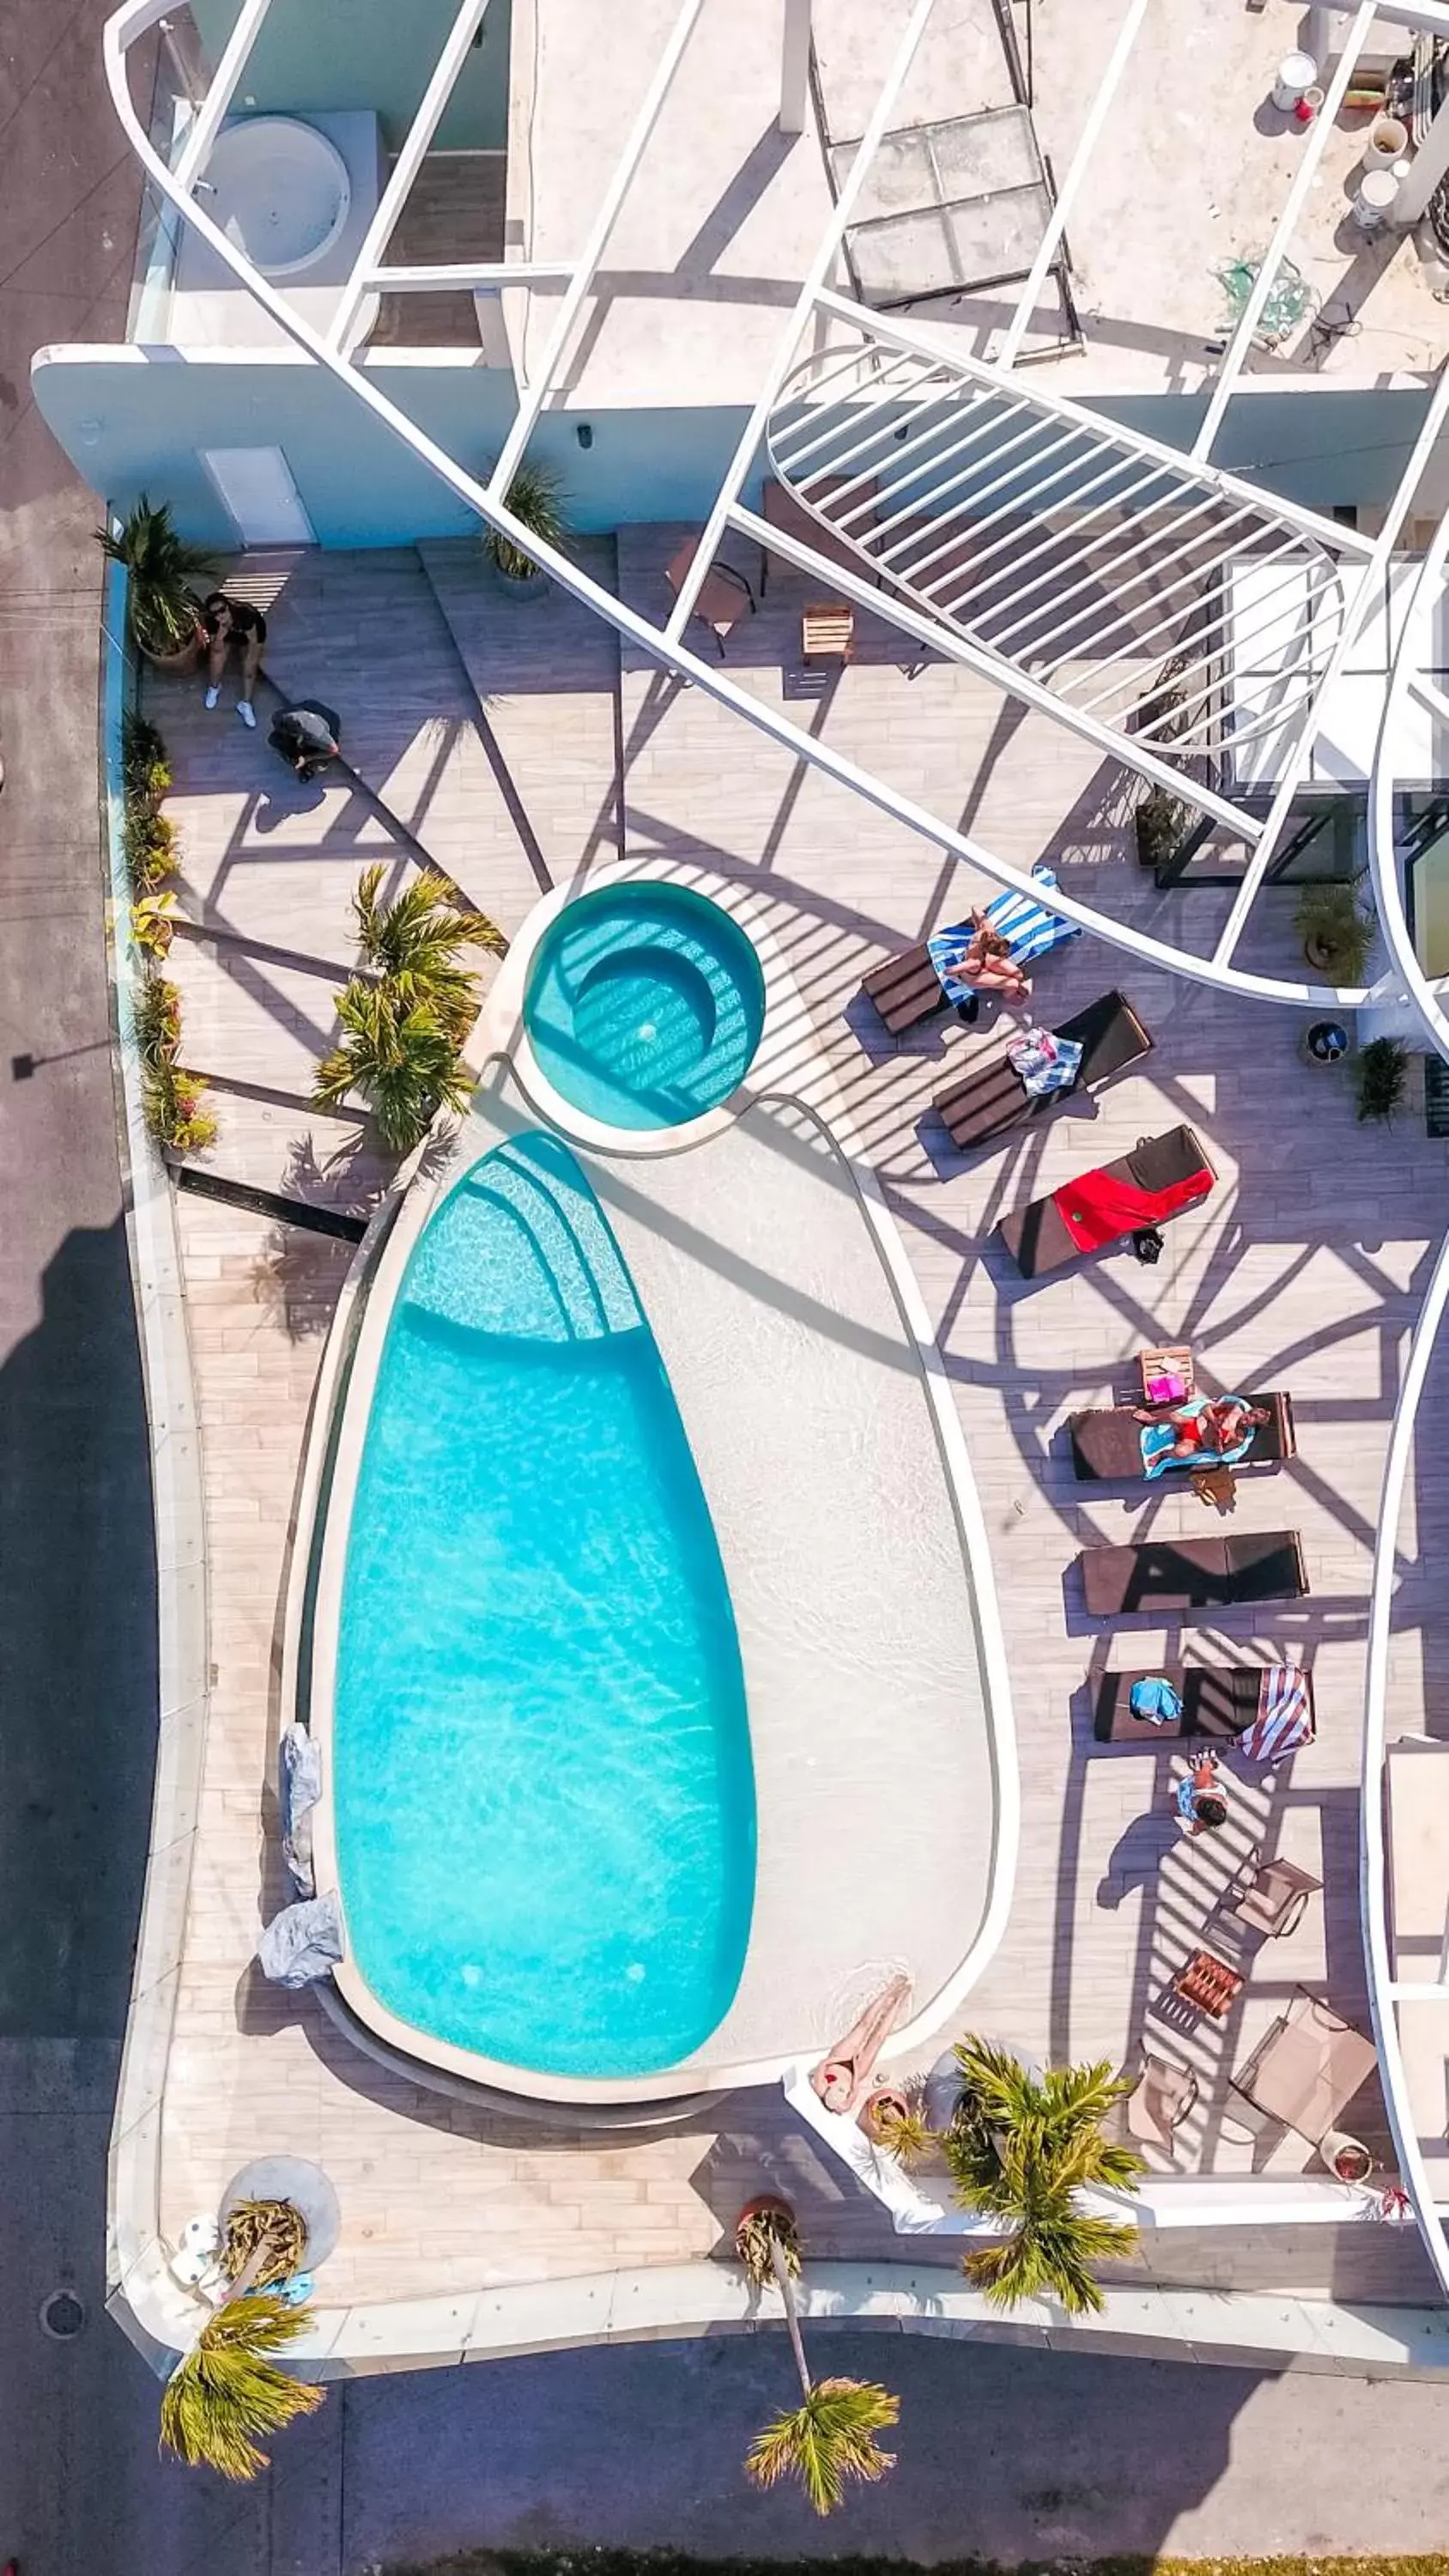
[332,1131,755,2080]
[524,883,766,1130]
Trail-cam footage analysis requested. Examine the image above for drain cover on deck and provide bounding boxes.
[39,2288,86,2339]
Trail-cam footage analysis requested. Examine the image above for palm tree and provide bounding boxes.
[97,495,216,658]
[350,862,506,1039]
[942,2038,1143,2317]
[159,2290,324,2481]
[314,978,475,1153]
[736,2203,898,2518]
[484,459,569,585]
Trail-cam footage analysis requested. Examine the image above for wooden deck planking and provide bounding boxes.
[152,536,1446,2311]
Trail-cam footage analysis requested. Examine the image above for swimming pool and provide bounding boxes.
[523,882,766,1131]
[330,1130,755,2079]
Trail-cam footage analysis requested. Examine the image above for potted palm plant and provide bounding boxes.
[942,2037,1143,2316]
[97,496,216,670]
[862,2085,936,2166]
[159,2287,324,2481]
[350,861,506,1034]
[1355,1034,1408,1122]
[1293,878,1374,983]
[483,459,568,598]
[313,981,475,1152]
[733,2198,899,2518]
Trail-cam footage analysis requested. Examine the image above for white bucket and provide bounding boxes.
[1355,167,1402,233]
[1272,50,1317,110]
[1366,112,1410,166]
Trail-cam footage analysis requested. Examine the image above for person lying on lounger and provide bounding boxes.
[943,915,1033,1005]
[1134,1394,1271,1461]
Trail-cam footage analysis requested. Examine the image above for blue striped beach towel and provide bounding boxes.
[927,864,1082,1005]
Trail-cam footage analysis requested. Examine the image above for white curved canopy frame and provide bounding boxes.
[98,0,1449,1011]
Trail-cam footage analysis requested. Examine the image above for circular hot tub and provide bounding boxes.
[200,117,352,278]
[523,883,766,1132]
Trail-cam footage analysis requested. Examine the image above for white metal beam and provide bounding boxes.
[661,0,943,646]
[365,263,574,290]
[173,0,276,193]
[1191,0,1373,464]
[779,0,812,136]
[995,0,1152,369]
[483,0,709,506]
[327,0,497,355]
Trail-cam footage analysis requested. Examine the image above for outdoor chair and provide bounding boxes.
[996,1123,1216,1279]
[1079,1529,1309,1619]
[802,603,854,664]
[933,990,1152,1154]
[1229,1849,1324,1941]
[1091,1662,1316,1748]
[1069,1388,1294,1483]
[1229,1990,1377,2145]
[1125,2051,1199,2154]
[664,537,755,658]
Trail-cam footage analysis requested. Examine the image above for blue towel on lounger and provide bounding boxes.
[1140,1397,1256,1480]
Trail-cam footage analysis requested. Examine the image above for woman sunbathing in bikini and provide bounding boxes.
[1134,1394,1271,1461]
[947,914,1032,1005]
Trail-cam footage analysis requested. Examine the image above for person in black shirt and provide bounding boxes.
[201,590,267,727]
[267,700,342,782]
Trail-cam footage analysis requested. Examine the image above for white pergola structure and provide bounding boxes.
[105,0,1449,2289]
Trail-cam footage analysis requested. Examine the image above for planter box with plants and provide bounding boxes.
[1355,1034,1409,1123]
[120,712,217,1156]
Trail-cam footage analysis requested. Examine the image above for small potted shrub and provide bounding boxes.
[733,2193,801,2288]
[1294,878,1374,983]
[97,495,216,670]
[1355,1034,1408,1123]
[122,709,173,810]
[862,2085,936,2166]
[482,459,567,598]
[1133,785,1189,874]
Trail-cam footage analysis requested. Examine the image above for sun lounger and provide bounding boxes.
[935,990,1153,1154]
[997,1124,1215,1279]
[1080,1529,1309,1618]
[1070,1388,1294,1482]
[860,941,945,1036]
[1092,1662,1316,1744]
[862,871,1084,1040]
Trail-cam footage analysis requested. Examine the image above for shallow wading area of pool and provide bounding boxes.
[297,868,1016,2106]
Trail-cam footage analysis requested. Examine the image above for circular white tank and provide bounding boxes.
[199,116,351,279]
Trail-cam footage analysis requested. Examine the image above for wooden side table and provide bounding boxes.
[1138,1344,1194,1407]
[802,602,854,665]
[1173,1948,1245,2020]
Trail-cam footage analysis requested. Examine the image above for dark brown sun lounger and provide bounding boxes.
[934,990,1153,1154]
[1093,1663,1316,1744]
[860,941,948,1036]
[1080,1530,1308,1618]
[1070,1389,1295,1482]
[997,1123,1215,1280]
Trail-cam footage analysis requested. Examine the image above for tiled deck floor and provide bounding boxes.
[146,539,1446,2310]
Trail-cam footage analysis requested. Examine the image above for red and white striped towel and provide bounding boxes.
[1240,1664,1313,1763]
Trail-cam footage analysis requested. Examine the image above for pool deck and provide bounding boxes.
[145,535,1448,2318]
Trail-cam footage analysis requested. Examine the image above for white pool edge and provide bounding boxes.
[299,862,1020,2103]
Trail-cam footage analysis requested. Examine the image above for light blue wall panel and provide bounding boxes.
[30,350,760,544]
[189,0,512,149]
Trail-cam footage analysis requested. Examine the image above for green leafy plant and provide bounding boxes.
[942,2038,1143,2316]
[143,1058,217,1154]
[1133,785,1190,872]
[734,2202,897,2518]
[313,979,475,1152]
[1355,1034,1408,1123]
[97,495,215,658]
[869,2100,936,2167]
[1294,878,1375,983]
[131,890,178,957]
[122,709,173,807]
[134,972,181,1067]
[158,2289,324,2482]
[484,460,568,585]
[351,862,506,1039]
[124,806,178,894]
